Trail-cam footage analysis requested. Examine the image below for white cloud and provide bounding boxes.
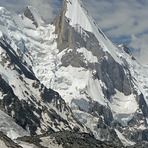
[82,0,148,36]
[81,0,148,65]
[27,0,62,22]
[129,34,148,65]
[0,0,62,22]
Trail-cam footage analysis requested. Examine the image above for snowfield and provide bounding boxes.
[0,140,8,148]
[0,110,29,140]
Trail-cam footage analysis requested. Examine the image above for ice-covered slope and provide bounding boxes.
[0,6,88,143]
[0,110,29,140]
[0,36,86,135]
[65,0,122,64]
[66,0,92,32]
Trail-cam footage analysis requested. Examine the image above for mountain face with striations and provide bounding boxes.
[0,0,148,147]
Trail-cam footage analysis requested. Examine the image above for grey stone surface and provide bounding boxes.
[0,131,22,148]
[17,131,122,148]
[24,7,38,28]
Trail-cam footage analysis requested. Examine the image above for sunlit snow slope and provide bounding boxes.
[0,6,87,143]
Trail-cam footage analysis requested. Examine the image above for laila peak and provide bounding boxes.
[0,0,148,147]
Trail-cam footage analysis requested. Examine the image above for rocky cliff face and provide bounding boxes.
[0,35,87,139]
[52,0,148,145]
[0,132,22,148]
[24,7,38,28]
[54,0,132,98]
[23,6,45,28]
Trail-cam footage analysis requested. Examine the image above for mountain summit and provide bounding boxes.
[0,0,148,147]
[24,6,45,27]
[53,0,148,145]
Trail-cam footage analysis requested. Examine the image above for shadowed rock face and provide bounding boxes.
[0,131,22,148]
[0,39,36,80]
[53,0,132,98]
[24,7,38,28]
[0,72,72,135]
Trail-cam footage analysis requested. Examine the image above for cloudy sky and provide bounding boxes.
[0,0,148,65]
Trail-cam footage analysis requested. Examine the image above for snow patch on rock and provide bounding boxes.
[40,136,63,148]
[115,129,135,146]
[110,90,138,114]
[0,140,8,148]
[27,6,45,27]
[77,47,98,63]
[0,110,29,140]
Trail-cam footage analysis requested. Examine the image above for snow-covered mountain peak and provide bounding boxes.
[0,7,5,11]
[62,0,123,64]
[65,0,93,32]
[24,6,45,27]
[0,6,8,13]
[52,0,148,145]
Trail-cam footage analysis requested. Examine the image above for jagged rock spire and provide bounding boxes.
[24,6,45,27]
